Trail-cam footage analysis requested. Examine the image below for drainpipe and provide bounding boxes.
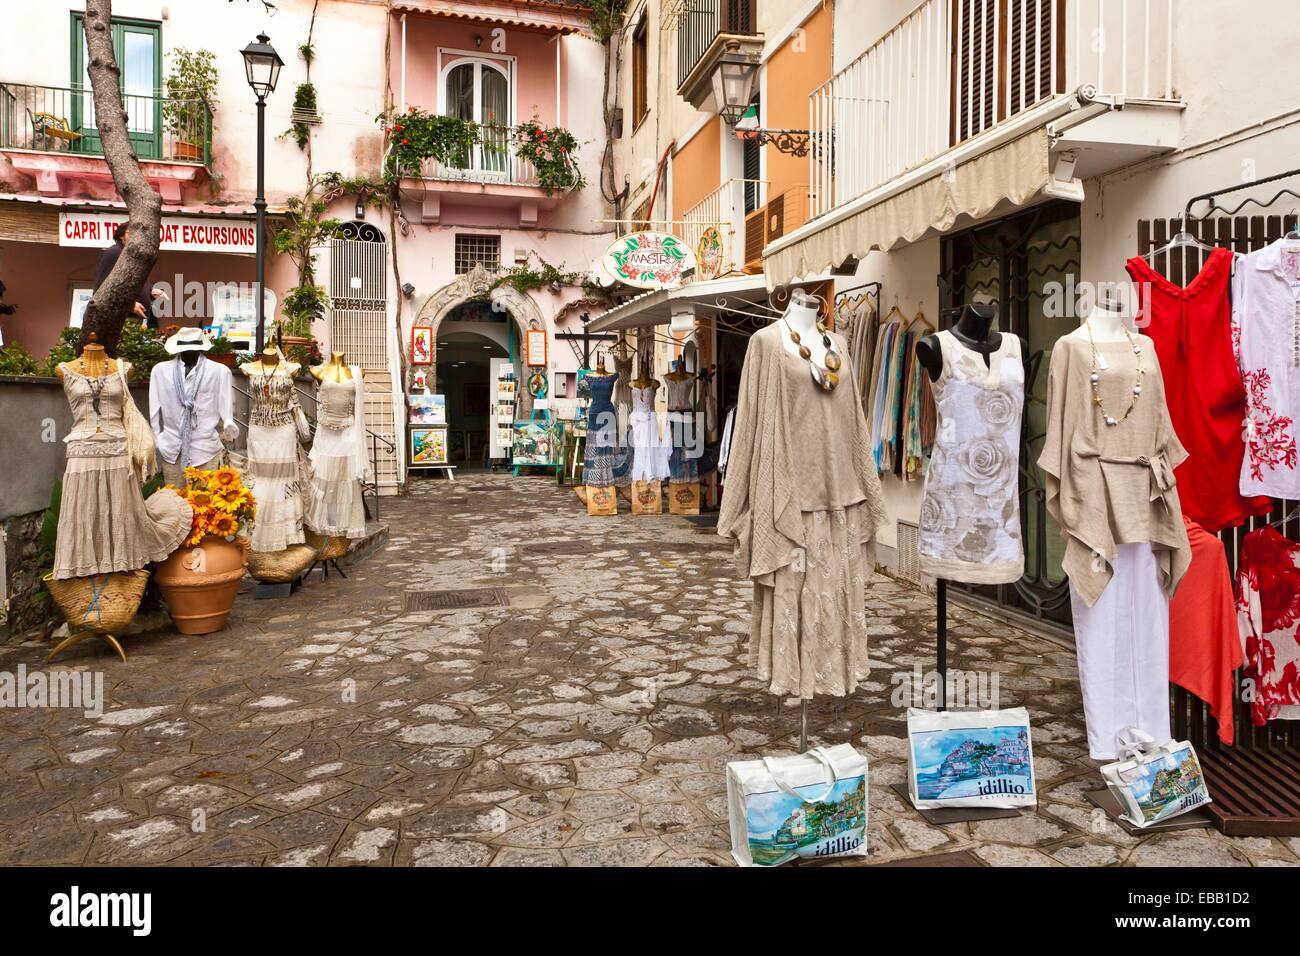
[400,13,407,112]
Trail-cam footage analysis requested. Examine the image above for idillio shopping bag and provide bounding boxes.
[726,744,869,867]
[1100,727,1211,828]
[906,707,1037,809]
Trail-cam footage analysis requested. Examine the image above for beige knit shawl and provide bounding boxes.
[718,322,887,579]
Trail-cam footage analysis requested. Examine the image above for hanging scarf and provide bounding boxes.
[173,356,205,471]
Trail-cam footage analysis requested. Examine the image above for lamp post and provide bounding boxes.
[241,33,283,352]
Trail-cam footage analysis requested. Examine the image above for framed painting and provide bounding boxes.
[408,393,446,425]
[411,326,434,365]
[410,426,447,465]
[511,421,554,466]
[525,328,548,367]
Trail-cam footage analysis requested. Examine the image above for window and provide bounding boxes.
[455,234,501,274]
[742,95,762,214]
[631,18,649,129]
[442,56,510,173]
[71,14,162,159]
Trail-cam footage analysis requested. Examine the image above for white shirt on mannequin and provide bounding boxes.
[148,355,238,466]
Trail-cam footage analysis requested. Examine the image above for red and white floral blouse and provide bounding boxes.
[1235,527,1300,725]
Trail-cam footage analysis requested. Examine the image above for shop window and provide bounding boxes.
[454,234,501,274]
[631,17,649,130]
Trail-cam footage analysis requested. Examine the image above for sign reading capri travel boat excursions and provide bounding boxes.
[59,212,257,254]
[601,231,695,290]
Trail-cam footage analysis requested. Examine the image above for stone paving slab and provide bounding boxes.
[1,473,1295,868]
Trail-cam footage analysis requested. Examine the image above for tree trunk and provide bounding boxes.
[78,0,162,357]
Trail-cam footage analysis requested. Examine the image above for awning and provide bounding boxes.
[391,0,590,35]
[763,127,1051,289]
[588,274,771,333]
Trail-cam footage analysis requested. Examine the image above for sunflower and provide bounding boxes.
[189,490,213,509]
[210,513,237,537]
[212,466,241,488]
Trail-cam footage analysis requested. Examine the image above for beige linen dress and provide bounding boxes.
[718,323,888,698]
[54,362,192,579]
[1037,334,1191,606]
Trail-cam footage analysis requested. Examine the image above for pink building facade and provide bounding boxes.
[0,0,613,489]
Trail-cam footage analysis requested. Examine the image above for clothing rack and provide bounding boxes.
[1136,173,1300,835]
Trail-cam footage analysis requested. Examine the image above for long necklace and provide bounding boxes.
[783,317,842,391]
[1085,318,1144,427]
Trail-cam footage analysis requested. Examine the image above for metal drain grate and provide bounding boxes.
[522,540,590,556]
[403,587,509,611]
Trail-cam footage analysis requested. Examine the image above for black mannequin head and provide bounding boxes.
[180,350,202,370]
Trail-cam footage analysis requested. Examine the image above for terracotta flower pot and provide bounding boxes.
[154,535,248,634]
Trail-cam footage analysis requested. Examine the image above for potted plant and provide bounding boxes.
[278,284,328,349]
[153,466,254,634]
[163,48,219,163]
[207,335,236,368]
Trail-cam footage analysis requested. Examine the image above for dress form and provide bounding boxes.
[311,350,353,384]
[1069,300,1132,343]
[56,333,119,380]
[779,291,829,367]
[916,304,999,382]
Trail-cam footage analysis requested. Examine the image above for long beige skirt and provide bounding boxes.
[53,438,193,579]
[749,503,874,699]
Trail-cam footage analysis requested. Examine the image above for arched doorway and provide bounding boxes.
[413,263,548,467]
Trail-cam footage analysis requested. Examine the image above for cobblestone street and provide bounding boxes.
[1,473,1295,867]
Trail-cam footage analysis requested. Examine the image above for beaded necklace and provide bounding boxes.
[1085,317,1145,427]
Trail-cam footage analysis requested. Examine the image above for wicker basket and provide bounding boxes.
[44,569,149,636]
[304,529,350,561]
[247,542,319,583]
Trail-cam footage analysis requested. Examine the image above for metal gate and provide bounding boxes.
[328,234,388,371]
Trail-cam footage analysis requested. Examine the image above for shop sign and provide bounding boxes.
[601,231,695,290]
[58,211,257,254]
[696,227,724,281]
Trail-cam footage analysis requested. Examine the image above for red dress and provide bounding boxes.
[1127,247,1271,532]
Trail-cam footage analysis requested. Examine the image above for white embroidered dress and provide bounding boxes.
[1235,237,1300,497]
[917,330,1024,584]
[306,366,371,540]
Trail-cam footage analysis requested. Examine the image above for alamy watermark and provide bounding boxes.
[0,664,103,718]
[890,663,1000,711]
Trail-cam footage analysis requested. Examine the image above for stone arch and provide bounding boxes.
[413,262,546,413]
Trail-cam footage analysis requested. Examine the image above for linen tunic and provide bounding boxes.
[1037,334,1190,607]
[718,323,887,698]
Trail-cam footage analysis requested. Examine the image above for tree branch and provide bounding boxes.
[79,0,162,356]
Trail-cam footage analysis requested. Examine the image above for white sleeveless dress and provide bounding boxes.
[917,330,1024,584]
[628,385,670,482]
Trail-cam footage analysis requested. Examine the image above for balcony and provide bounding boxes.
[672,0,762,109]
[679,177,767,279]
[806,0,1182,220]
[394,119,581,227]
[0,82,212,202]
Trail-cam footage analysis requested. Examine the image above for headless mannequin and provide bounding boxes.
[916,304,1000,381]
[778,291,830,368]
[664,356,691,382]
[589,354,613,376]
[56,332,118,380]
[246,344,282,373]
[311,350,353,384]
[1068,295,1131,343]
[631,354,657,390]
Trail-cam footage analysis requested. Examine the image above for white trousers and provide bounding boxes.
[1069,542,1171,761]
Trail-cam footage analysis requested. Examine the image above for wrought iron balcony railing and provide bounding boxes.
[0,81,212,166]
[675,0,758,89]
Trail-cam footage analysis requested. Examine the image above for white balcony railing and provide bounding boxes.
[417,125,539,187]
[681,177,766,278]
[808,0,1178,219]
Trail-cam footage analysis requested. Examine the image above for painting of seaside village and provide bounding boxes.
[911,725,1034,801]
[1119,744,1207,824]
[745,776,867,866]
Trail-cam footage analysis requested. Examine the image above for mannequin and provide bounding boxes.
[55,332,117,381]
[916,303,999,380]
[246,344,283,374]
[151,326,237,486]
[778,290,831,367]
[631,353,657,390]
[664,357,691,381]
[589,354,613,376]
[311,350,354,384]
[1068,294,1131,344]
[240,341,308,554]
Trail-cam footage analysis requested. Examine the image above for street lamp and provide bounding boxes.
[241,33,283,351]
[712,40,811,157]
